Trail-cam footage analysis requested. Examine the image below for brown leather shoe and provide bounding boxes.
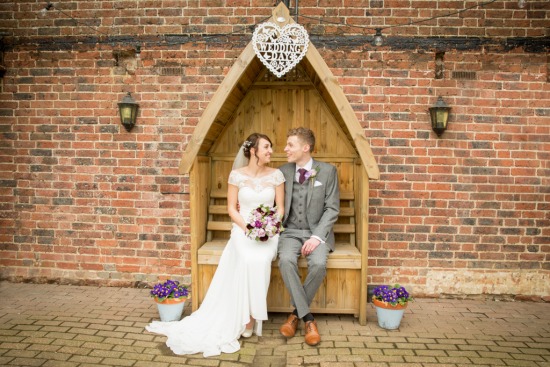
[304,320,321,346]
[280,314,299,338]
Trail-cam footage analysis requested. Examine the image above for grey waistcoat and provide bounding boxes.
[286,177,309,230]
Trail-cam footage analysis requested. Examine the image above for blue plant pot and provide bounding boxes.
[154,298,186,322]
[373,298,406,330]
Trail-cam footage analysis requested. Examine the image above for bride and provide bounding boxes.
[146,133,285,357]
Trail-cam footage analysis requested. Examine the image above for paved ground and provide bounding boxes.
[0,282,548,367]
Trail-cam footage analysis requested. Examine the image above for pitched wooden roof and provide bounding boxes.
[179,2,379,179]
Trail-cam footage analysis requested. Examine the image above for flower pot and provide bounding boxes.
[372,298,407,330]
[154,297,186,322]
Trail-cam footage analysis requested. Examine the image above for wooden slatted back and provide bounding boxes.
[207,156,357,248]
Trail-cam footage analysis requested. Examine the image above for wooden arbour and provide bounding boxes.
[179,3,379,325]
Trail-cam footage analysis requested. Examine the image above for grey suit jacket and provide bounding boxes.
[279,159,340,251]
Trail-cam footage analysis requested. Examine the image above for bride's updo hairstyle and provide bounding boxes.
[242,133,272,163]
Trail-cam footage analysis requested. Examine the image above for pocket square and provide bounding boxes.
[314,181,323,187]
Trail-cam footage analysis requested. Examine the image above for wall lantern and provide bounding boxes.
[429,96,451,136]
[118,92,139,132]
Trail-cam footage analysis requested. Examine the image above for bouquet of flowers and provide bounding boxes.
[372,284,413,307]
[150,280,190,302]
[245,204,284,241]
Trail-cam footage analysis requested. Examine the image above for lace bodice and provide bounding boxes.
[228,169,285,192]
[228,169,285,216]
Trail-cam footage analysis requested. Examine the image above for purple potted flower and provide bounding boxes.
[372,284,413,329]
[150,280,190,322]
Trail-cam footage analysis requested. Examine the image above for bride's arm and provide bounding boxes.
[227,184,247,232]
[275,183,285,219]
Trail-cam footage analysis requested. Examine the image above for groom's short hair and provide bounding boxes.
[288,127,315,153]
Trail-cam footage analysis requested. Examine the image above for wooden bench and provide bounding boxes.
[196,187,364,317]
[182,4,380,326]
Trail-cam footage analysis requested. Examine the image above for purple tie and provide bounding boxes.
[298,168,307,184]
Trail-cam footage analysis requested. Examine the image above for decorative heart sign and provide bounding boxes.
[252,22,309,78]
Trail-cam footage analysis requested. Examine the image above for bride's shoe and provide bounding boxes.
[241,320,255,338]
[241,327,253,338]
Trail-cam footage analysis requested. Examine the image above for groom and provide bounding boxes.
[277,127,340,346]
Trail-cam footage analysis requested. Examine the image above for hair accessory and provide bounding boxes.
[243,140,252,148]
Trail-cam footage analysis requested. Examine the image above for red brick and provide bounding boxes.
[0,1,547,299]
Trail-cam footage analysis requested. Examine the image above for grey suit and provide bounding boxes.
[277,160,340,318]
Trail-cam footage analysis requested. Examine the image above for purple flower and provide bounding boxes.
[245,204,284,242]
[303,167,319,182]
[373,284,412,307]
[150,279,190,302]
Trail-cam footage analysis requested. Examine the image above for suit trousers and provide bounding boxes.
[277,228,330,319]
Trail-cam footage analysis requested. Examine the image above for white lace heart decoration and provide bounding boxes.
[252,22,309,78]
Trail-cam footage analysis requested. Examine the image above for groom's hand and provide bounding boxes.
[301,237,321,256]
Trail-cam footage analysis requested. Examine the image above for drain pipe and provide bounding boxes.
[295,0,299,22]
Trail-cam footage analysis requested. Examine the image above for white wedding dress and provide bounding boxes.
[146,169,285,357]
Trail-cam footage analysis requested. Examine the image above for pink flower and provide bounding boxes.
[304,167,319,182]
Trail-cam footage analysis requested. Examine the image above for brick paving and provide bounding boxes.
[0,282,548,367]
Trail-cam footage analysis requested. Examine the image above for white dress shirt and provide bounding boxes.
[295,159,313,182]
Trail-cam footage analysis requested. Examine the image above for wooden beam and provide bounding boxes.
[358,166,370,325]
[209,189,355,200]
[189,156,210,311]
[208,204,355,217]
[207,221,355,234]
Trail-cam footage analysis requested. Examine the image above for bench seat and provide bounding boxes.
[198,240,361,269]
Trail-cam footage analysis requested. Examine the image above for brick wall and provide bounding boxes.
[0,1,548,298]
